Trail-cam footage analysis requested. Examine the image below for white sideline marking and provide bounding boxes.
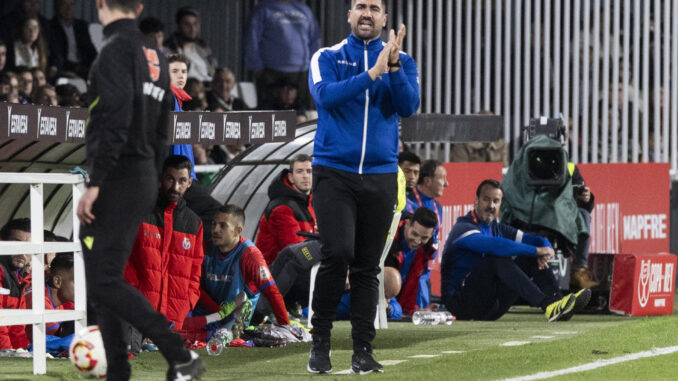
[381,360,407,366]
[499,345,678,381]
[408,354,440,358]
[501,341,531,346]
[531,336,555,339]
[334,369,352,375]
[553,331,578,335]
[442,350,465,354]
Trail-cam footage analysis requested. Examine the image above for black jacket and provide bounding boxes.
[47,18,98,72]
[86,19,172,187]
[572,165,595,213]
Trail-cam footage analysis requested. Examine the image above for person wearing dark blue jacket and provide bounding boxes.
[441,179,591,323]
[306,0,419,375]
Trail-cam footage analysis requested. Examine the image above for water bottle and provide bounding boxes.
[206,328,233,356]
[412,311,455,325]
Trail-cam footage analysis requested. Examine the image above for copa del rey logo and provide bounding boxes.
[637,259,674,308]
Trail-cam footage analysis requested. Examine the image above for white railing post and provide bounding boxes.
[0,173,87,375]
[72,183,87,334]
[30,183,46,375]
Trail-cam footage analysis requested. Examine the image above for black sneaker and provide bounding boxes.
[167,351,205,381]
[351,349,383,375]
[307,336,332,374]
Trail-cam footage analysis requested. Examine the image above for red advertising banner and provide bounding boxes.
[578,163,670,255]
[609,253,676,316]
[429,162,671,298]
[430,162,504,295]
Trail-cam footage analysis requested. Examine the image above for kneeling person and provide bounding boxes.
[441,179,591,322]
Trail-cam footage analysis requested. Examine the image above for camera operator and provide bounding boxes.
[570,164,599,290]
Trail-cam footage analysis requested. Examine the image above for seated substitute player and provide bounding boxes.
[441,179,591,321]
[25,252,75,341]
[181,205,298,341]
[383,207,437,315]
[255,154,316,264]
[124,155,204,333]
[0,218,31,350]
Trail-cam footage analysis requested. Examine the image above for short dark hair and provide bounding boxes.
[476,179,502,197]
[139,17,164,35]
[104,0,141,13]
[289,154,312,171]
[175,6,200,24]
[217,204,245,226]
[412,207,438,229]
[163,155,193,175]
[168,53,191,72]
[417,160,442,185]
[1,218,31,240]
[47,252,74,288]
[398,151,421,165]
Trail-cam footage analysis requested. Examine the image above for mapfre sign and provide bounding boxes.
[578,163,670,254]
[610,253,676,316]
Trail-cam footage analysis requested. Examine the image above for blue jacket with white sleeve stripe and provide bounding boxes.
[308,33,420,175]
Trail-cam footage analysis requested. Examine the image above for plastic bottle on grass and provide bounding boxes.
[206,328,234,356]
[412,311,456,325]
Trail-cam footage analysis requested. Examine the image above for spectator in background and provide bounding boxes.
[0,71,19,98]
[47,0,97,79]
[33,84,57,106]
[167,53,197,180]
[138,16,170,55]
[244,0,321,110]
[206,67,246,111]
[30,67,46,88]
[256,154,316,264]
[124,155,204,335]
[10,16,49,73]
[398,151,421,192]
[209,143,246,165]
[0,218,31,350]
[0,0,48,47]
[16,66,33,103]
[259,78,307,123]
[164,6,217,82]
[55,83,82,106]
[185,77,207,110]
[0,40,7,73]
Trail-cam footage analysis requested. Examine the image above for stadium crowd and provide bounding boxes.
[0,0,599,378]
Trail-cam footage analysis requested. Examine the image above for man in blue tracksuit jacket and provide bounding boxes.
[306,0,419,375]
[441,179,591,322]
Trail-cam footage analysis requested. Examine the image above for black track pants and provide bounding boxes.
[310,166,396,352]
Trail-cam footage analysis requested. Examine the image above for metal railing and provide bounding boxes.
[0,173,87,375]
[390,0,676,172]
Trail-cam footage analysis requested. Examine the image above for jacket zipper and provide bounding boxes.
[358,40,370,175]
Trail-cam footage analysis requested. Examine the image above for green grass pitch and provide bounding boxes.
[2,305,678,380]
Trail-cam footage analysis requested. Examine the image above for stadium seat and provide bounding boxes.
[88,23,104,53]
[232,82,257,109]
[307,212,402,330]
[56,77,88,94]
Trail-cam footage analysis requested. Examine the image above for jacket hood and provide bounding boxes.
[267,169,309,203]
